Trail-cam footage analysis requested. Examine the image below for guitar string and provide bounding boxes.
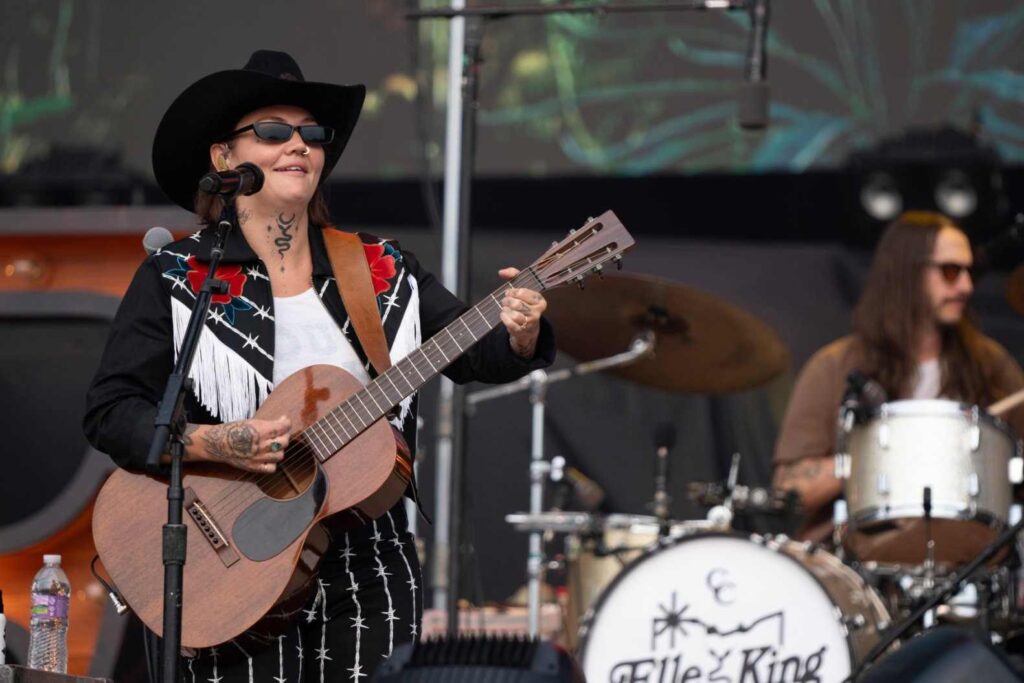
[189,224,604,514]
[202,272,545,519]
[204,262,567,516]
[203,283,513,518]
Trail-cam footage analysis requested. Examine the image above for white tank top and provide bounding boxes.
[272,288,372,387]
[910,358,941,399]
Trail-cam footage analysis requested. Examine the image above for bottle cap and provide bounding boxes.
[43,554,62,565]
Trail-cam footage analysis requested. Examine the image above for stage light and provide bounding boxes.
[859,172,903,221]
[934,169,978,218]
[844,126,1007,246]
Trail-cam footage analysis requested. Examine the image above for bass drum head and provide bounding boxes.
[579,533,888,683]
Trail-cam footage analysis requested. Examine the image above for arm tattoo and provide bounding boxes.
[201,423,257,462]
[776,459,823,486]
[274,212,297,269]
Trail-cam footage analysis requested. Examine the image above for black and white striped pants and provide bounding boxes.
[183,504,422,682]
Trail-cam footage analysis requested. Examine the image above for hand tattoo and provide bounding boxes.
[201,423,256,462]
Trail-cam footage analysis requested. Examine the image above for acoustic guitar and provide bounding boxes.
[91,211,634,648]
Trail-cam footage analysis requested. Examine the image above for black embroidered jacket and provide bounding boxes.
[84,225,556,481]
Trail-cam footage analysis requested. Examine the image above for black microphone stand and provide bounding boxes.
[848,513,1024,681]
[145,201,237,683]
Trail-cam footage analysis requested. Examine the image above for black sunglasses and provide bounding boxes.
[929,261,976,284]
[220,121,335,145]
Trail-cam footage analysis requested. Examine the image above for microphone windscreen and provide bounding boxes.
[738,81,769,130]
[142,226,174,255]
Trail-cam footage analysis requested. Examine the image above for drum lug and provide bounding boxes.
[834,452,851,479]
[1010,457,1024,485]
[878,404,891,449]
[968,472,980,499]
[842,612,867,632]
[969,406,981,451]
[876,472,890,496]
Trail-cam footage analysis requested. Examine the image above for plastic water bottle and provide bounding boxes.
[27,554,70,673]
[0,589,7,666]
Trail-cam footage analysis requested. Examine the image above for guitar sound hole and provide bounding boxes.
[256,440,320,500]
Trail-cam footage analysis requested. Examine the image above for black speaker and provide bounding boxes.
[372,636,583,682]
[860,626,1023,683]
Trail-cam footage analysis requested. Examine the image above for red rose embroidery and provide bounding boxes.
[363,243,397,295]
[184,256,247,305]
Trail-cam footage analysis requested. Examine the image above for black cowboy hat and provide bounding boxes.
[152,50,365,212]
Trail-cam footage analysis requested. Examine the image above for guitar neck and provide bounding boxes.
[302,268,544,462]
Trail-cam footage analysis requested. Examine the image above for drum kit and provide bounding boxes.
[482,272,1024,681]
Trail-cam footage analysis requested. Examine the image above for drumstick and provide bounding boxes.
[988,387,1024,417]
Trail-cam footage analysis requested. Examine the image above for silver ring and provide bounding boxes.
[270,441,282,452]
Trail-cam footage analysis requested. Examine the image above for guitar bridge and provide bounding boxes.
[185,488,239,567]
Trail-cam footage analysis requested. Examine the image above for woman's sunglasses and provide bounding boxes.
[929,261,976,284]
[219,121,335,145]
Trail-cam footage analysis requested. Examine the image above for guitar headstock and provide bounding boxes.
[528,211,635,291]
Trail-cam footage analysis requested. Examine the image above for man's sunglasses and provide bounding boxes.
[219,121,335,145]
[929,261,976,284]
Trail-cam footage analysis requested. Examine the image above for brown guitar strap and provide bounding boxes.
[321,229,393,376]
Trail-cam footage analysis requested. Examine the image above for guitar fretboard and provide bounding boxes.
[300,268,544,461]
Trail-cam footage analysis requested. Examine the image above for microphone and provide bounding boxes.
[974,214,1024,275]
[738,0,770,130]
[142,226,174,255]
[198,162,265,197]
[844,371,887,423]
[563,466,606,512]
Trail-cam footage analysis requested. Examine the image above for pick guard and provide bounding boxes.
[233,467,328,561]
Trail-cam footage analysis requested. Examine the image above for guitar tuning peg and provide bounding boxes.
[575,274,586,290]
[613,254,624,270]
[594,264,604,279]
[551,241,559,248]
[569,228,577,235]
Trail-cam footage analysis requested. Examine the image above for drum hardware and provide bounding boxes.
[686,474,798,524]
[470,332,655,637]
[850,506,1024,681]
[652,423,675,538]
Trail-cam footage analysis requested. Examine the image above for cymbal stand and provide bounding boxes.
[468,331,654,636]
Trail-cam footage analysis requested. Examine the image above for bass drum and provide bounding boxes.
[579,533,890,683]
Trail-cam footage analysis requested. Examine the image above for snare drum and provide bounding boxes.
[579,533,890,682]
[840,400,1022,566]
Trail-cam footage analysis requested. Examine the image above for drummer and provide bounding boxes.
[773,211,1024,541]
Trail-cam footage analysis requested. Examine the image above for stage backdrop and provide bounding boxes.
[1,0,1023,183]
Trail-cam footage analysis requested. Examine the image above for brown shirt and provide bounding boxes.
[774,334,1024,540]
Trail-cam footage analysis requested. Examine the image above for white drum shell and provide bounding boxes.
[579,534,889,683]
[844,400,1018,565]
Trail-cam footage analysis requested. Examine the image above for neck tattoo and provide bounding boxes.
[273,212,297,271]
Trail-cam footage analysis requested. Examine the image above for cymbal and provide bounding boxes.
[543,273,789,393]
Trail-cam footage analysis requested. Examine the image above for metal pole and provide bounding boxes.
[527,370,550,637]
[431,0,465,616]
